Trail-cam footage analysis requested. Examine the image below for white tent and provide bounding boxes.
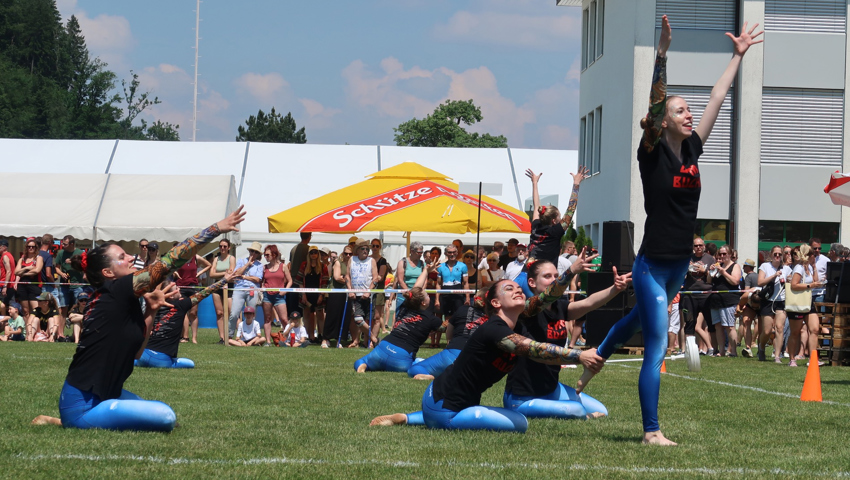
[0,172,239,244]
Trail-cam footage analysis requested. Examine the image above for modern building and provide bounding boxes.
[559,0,849,263]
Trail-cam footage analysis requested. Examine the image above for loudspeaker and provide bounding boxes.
[584,308,643,347]
[602,221,635,273]
[825,262,850,303]
[585,271,636,310]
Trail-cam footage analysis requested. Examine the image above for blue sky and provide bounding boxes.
[58,0,582,148]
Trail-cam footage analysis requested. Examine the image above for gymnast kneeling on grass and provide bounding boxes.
[136,270,235,368]
[31,206,246,432]
[354,261,443,373]
[370,266,604,432]
[406,295,487,381]
[503,256,631,420]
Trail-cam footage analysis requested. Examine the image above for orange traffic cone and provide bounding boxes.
[660,361,667,373]
[800,353,822,402]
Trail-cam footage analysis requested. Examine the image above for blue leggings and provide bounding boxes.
[406,382,528,432]
[354,341,414,372]
[134,349,195,369]
[597,254,688,432]
[58,381,176,432]
[406,349,460,377]
[503,383,608,419]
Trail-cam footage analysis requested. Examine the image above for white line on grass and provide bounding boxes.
[14,454,850,477]
[614,364,850,407]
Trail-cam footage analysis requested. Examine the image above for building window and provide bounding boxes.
[579,115,587,170]
[758,220,839,252]
[655,0,736,31]
[592,106,602,174]
[765,0,846,34]
[694,219,729,245]
[668,86,734,164]
[586,109,595,173]
[582,0,604,70]
[761,88,844,166]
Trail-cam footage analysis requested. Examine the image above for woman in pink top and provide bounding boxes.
[263,245,292,345]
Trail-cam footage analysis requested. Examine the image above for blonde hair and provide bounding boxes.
[486,252,500,262]
[797,244,812,265]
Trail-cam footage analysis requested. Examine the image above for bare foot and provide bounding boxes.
[347,341,360,348]
[192,339,198,344]
[642,431,677,446]
[586,412,606,419]
[369,413,407,426]
[575,367,596,394]
[356,364,368,373]
[31,415,62,426]
[413,374,434,381]
[370,334,380,346]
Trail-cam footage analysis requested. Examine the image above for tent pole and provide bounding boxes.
[475,182,482,292]
[223,286,229,347]
[406,232,411,258]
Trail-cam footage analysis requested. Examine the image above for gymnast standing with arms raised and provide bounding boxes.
[32,207,246,431]
[574,16,762,445]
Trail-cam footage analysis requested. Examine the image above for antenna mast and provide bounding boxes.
[191,0,201,141]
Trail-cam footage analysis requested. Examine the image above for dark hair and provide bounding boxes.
[402,286,428,310]
[538,205,560,225]
[640,95,684,130]
[809,237,822,245]
[706,242,718,257]
[42,234,54,245]
[71,242,116,288]
[484,279,510,315]
[300,232,312,241]
[62,235,75,245]
[219,238,231,248]
[430,246,441,256]
[527,260,555,284]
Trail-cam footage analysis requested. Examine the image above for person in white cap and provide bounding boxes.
[229,241,264,339]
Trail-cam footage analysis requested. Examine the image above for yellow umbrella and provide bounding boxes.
[267,162,530,234]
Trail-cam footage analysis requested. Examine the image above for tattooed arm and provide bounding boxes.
[559,167,590,231]
[497,333,604,371]
[187,271,235,307]
[131,206,245,298]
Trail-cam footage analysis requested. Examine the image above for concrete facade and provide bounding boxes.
[565,0,848,263]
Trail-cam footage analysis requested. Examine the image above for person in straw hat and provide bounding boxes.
[229,241,264,339]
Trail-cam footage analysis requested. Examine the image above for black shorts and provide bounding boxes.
[440,293,464,318]
[17,283,42,301]
[759,300,785,317]
[681,293,711,335]
[787,301,814,320]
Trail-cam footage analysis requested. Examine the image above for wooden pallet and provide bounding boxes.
[613,346,645,356]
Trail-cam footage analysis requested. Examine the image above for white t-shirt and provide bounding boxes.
[814,254,828,295]
[286,325,308,341]
[350,256,373,290]
[792,264,814,285]
[238,320,261,341]
[759,262,792,302]
[557,255,573,276]
[482,267,504,284]
[505,260,526,281]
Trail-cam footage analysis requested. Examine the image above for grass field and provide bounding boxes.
[1,329,849,479]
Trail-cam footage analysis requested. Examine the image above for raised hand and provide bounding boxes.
[569,246,599,275]
[217,205,246,233]
[525,169,542,184]
[571,166,591,186]
[612,267,632,292]
[144,282,178,311]
[726,21,763,56]
[658,15,672,55]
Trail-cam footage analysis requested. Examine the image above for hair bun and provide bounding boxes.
[639,116,649,130]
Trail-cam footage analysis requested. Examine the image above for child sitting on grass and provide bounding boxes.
[0,303,26,341]
[229,306,265,346]
[281,311,309,347]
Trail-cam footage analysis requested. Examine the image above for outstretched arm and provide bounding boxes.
[188,271,235,306]
[525,169,542,221]
[568,267,632,319]
[498,334,604,371]
[641,15,672,153]
[523,247,599,317]
[695,21,763,143]
[131,206,245,297]
[559,166,590,230]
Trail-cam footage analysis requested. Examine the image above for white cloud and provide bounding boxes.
[234,73,291,105]
[539,124,579,149]
[299,98,341,130]
[54,1,135,73]
[432,10,580,50]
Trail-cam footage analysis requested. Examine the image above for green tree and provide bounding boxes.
[236,107,306,143]
[393,99,508,148]
[113,71,179,141]
[574,226,593,253]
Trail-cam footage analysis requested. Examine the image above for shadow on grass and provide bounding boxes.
[822,380,850,385]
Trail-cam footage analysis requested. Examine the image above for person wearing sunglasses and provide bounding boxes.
[15,238,44,320]
[369,239,389,340]
[480,252,505,290]
[294,245,329,344]
[461,250,478,288]
[132,239,150,270]
[681,237,715,355]
[394,242,426,324]
[67,292,91,343]
[757,246,791,363]
[210,239,236,344]
[346,240,380,348]
[322,246,353,348]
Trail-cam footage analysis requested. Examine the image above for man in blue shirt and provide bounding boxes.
[436,244,469,321]
[228,242,264,340]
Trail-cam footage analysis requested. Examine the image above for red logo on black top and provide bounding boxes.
[547,320,568,340]
[491,352,517,373]
[673,164,700,189]
[393,314,422,329]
